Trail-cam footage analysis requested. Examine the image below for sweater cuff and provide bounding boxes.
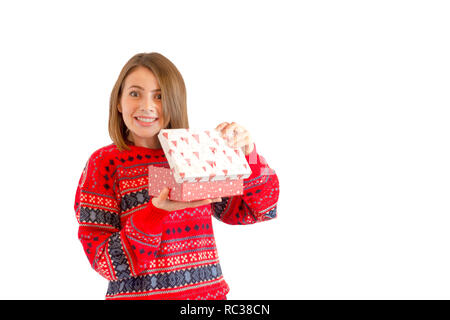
[245,143,257,163]
[131,199,171,235]
[245,143,260,181]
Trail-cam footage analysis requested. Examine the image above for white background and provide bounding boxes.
[0,0,449,299]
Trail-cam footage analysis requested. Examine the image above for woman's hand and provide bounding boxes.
[151,187,222,212]
[215,122,255,155]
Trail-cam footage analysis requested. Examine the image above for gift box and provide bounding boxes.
[148,128,252,202]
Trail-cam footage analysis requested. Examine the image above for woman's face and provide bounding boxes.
[119,66,164,149]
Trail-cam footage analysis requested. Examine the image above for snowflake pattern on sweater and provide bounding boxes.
[74,143,279,300]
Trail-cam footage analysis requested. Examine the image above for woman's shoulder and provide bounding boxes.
[81,144,123,192]
[86,142,166,172]
[89,143,121,158]
[84,143,126,172]
[86,143,116,161]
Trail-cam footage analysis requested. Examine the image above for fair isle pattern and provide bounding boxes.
[125,216,162,248]
[77,191,120,229]
[107,277,228,300]
[108,233,132,279]
[138,249,220,273]
[74,143,279,299]
[212,165,279,225]
[188,286,230,300]
[165,203,213,222]
[106,263,223,298]
[159,236,216,255]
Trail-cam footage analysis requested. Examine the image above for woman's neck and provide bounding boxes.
[127,132,162,149]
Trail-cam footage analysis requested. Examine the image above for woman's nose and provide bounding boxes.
[140,102,156,110]
[140,93,157,109]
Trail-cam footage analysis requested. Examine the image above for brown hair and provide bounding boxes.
[108,52,189,151]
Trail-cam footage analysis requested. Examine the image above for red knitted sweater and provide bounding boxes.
[74,142,279,300]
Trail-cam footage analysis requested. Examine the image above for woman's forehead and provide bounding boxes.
[125,66,159,89]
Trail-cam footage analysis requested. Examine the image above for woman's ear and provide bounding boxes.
[118,104,122,113]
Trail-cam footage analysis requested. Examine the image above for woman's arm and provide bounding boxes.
[212,144,279,225]
[74,152,169,280]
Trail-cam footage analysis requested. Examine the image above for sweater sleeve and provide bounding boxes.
[211,143,280,225]
[74,151,170,281]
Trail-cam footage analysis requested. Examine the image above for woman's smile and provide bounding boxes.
[135,116,159,126]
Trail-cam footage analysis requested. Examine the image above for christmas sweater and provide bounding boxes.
[74,142,279,300]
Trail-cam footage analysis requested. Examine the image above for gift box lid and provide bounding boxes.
[157,128,252,184]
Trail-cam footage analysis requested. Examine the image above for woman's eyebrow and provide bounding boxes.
[127,85,161,92]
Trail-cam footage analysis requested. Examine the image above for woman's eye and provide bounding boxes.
[156,94,162,100]
[130,91,139,97]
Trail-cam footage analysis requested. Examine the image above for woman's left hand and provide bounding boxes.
[215,122,255,156]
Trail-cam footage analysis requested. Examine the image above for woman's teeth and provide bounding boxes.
[136,117,157,123]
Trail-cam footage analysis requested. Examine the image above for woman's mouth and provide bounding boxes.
[135,116,158,126]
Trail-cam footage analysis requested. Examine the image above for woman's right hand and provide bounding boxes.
[151,187,222,212]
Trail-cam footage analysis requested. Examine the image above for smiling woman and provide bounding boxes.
[108,52,189,151]
[75,51,279,300]
[119,67,163,148]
